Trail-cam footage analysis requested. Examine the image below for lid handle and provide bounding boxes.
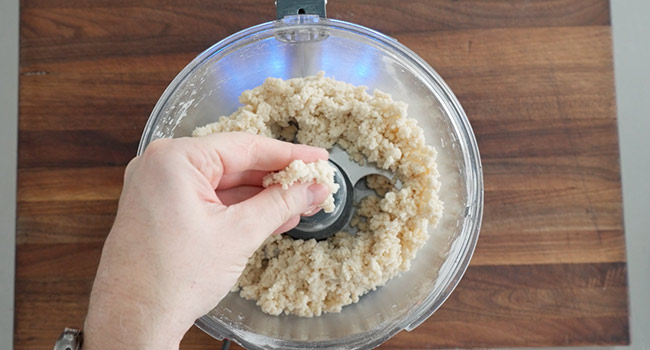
[276,0,327,19]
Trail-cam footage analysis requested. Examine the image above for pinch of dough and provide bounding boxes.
[262,159,339,213]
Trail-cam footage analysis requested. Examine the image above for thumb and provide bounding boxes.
[232,182,330,237]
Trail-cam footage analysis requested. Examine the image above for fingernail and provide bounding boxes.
[302,206,321,216]
[307,184,327,206]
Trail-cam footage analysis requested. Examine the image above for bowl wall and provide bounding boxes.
[139,16,482,349]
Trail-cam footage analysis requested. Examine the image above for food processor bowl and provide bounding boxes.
[138,10,483,350]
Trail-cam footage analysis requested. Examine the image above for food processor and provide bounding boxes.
[138,0,483,348]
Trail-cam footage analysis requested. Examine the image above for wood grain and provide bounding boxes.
[17,0,627,348]
[14,241,628,348]
[19,0,610,64]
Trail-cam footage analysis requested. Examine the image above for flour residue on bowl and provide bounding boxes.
[193,73,443,317]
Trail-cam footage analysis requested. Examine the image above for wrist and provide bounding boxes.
[84,288,189,350]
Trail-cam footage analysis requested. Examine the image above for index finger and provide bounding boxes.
[192,131,328,182]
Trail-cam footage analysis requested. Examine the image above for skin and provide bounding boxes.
[83,132,330,349]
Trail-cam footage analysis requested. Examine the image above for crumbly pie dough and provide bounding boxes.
[193,73,443,317]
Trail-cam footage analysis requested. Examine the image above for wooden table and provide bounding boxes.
[17,0,627,348]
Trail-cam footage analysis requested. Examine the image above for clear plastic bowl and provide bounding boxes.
[138,15,483,350]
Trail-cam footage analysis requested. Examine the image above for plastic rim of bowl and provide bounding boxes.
[138,16,483,350]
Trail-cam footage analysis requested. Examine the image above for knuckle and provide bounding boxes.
[274,189,296,223]
[123,157,139,179]
[139,139,182,177]
[143,138,173,158]
[244,136,260,163]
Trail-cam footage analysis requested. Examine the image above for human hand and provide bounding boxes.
[83,132,330,349]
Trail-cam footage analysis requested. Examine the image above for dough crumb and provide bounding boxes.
[262,159,340,213]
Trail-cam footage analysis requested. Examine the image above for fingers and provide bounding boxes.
[195,132,328,174]
[232,183,330,235]
[217,170,267,190]
[272,215,300,235]
[216,186,263,206]
[301,206,323,217]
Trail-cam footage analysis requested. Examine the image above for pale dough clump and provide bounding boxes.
[262,159,340,213]
[193,73,443,317]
